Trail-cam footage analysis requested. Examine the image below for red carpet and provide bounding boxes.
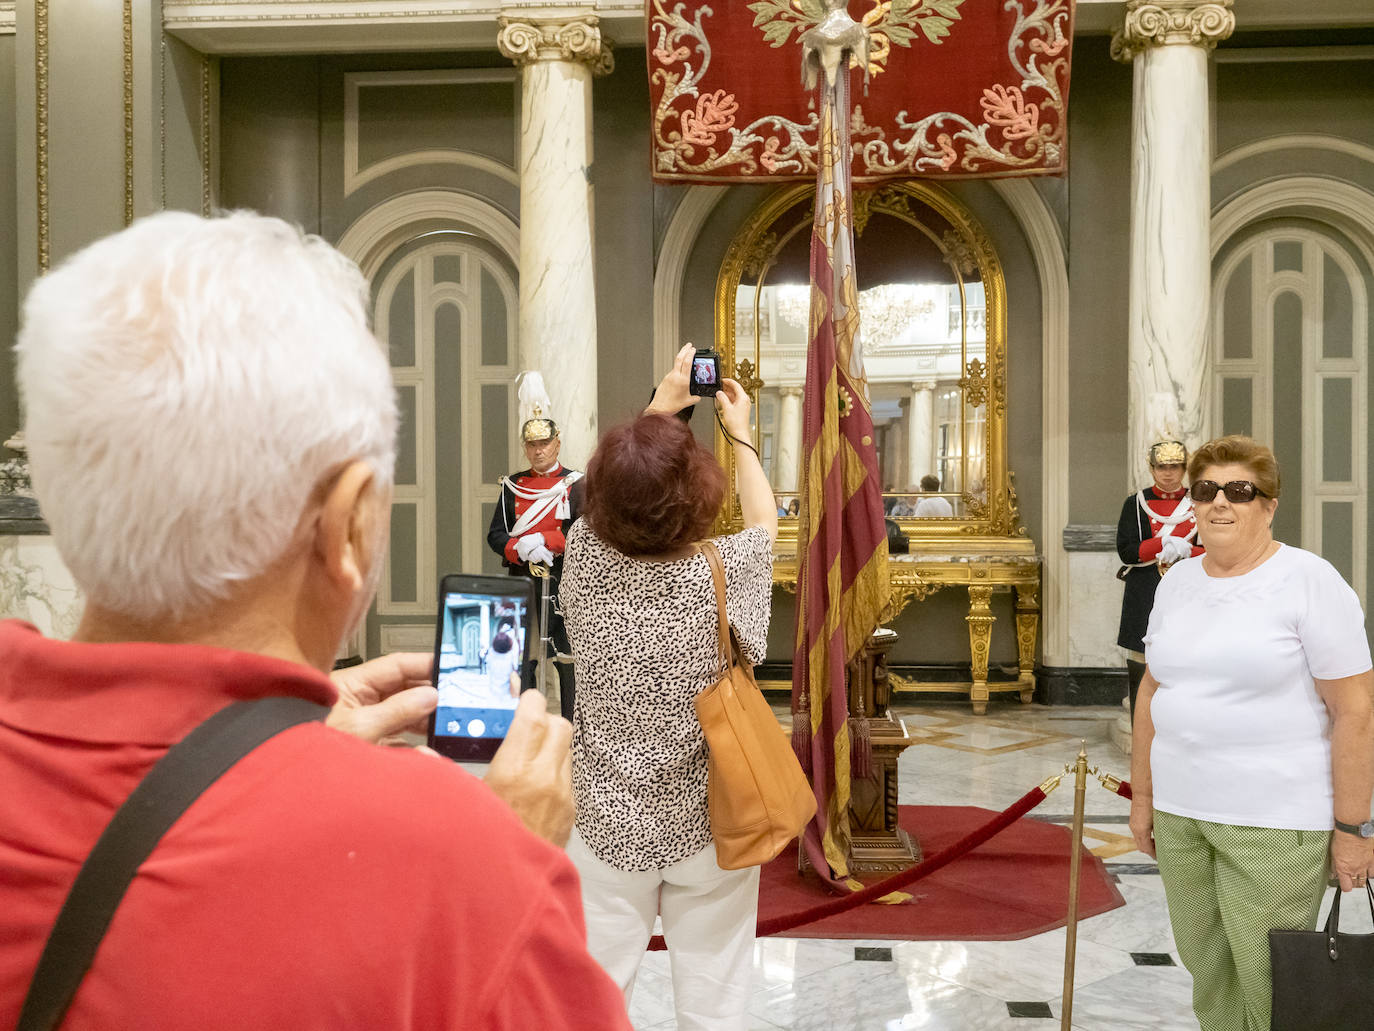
[760,805,1125,941]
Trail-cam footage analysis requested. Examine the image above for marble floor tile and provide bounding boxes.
[1075,881,1178,955]
[746,961,1009,1031]
[889,928,1134,1003]
[627,964,677,1029]
[1053,962,1197,1030]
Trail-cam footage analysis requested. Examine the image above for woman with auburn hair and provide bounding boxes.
[559,344,778,1030]
[1130,434,1374,1031]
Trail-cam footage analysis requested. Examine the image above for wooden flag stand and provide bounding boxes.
[798,628,922,876]
[845,628,922,873]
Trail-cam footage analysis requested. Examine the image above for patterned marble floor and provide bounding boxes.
[625,702,1374,1031]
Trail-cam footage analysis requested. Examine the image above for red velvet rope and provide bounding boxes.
[1111,779,1133,800]
[646,782,1049,951]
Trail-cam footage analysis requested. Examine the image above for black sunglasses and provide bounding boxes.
[1189,480,1269,504]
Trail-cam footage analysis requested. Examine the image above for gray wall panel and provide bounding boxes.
[47,1,123,267]
[219,58,320,232]
[593,49,657,429]
[1067,40,1133,522]
[1217,60,1374,156]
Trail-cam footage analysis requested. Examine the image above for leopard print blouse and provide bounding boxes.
[560,519,773,872]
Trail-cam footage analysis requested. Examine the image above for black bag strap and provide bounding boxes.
[1321,881,1374,956]
[16,695,328,1031]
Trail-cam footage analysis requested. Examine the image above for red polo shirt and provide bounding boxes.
[0,621,629,1030]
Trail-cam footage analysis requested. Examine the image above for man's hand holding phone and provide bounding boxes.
[483,691,575,847]
[328,652,438,746]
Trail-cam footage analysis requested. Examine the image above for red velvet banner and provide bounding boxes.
[647,0,1074,183]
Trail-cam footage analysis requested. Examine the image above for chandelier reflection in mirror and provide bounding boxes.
[714,180,1023,549]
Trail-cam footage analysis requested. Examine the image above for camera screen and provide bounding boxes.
[433,590,528,742]
[691,355,718,386]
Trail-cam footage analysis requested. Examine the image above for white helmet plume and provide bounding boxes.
[517,371,558,443]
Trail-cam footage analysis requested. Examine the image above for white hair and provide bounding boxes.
[16,210,396,621]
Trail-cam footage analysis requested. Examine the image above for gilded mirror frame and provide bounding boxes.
[712,180,1026,566]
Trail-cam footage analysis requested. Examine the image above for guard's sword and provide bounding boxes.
[529,561,553,699]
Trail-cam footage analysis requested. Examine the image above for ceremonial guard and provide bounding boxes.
[487,374,584,720]
[1116,438,1203,717]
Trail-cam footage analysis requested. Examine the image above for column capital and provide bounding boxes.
[778,385,804,398]
[911,380,938,395]
[1111,0,1234,63]
[498,10,614,75]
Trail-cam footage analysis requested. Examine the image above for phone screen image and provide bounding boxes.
[692,354,714,387]
[428,576,535,761]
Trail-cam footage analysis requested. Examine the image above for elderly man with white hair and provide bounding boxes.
[0,211,631,1030]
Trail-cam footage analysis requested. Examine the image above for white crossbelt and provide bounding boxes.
[1126,490,1197,568]
[505,469,584,539]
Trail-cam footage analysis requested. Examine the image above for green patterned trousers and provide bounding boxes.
[1153,809,1331,1031]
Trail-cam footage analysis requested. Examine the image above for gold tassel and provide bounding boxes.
[792,691,813,774]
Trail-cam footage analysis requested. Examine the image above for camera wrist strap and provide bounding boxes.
[16,695,328,1031]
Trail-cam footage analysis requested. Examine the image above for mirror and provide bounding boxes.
[714,181,1024,550]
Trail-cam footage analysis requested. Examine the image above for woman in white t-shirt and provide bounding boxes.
[1130,435,1374,1031]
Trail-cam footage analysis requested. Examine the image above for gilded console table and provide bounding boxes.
[883,552,1041,715]
[775,545,1041,716]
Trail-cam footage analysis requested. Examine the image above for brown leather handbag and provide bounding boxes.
[694,541,816,870]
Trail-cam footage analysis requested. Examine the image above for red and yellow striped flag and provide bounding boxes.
[792,66,890,888]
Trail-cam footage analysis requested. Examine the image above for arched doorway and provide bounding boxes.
[1212,219,1370,604]
[338,195,521,657]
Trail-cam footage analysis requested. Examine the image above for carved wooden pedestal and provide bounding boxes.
[845,628,922,873]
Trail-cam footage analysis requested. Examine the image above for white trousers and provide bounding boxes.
[567,829,760,1031]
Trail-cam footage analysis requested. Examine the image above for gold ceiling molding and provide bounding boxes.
[159,35,167,210]
[35,0,49,272]
[124,0,134,226]
[200,55,211,216]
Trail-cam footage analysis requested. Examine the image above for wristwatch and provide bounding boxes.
[1333,818,1374,838]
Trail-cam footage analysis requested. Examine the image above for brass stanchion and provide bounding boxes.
[1060,743,1089,1031]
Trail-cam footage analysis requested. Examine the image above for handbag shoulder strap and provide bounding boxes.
[16,695,328,1031]
[698,541,731,673]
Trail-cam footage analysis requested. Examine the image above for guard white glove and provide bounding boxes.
[528,545,556,567]
[514,533,546,562]
[1159,535,1192,565]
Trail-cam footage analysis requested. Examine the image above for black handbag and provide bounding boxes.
[1269,883,1374,1031]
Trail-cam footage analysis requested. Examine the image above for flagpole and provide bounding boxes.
[792,2,889,889]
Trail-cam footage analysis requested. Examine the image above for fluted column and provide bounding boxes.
[498,6,613,468]
[1113,1,1234,485]
[775,386,803,493]
[908,381,936,488]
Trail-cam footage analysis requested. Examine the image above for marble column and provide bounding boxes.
[891,398,910,493]
[907,382,936,488]
[498,7,613,468]
[775,386,803,493]
[1113,1,1234,486]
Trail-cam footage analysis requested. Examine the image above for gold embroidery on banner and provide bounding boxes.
[651,0,1070,180]
[747,0,970,77]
